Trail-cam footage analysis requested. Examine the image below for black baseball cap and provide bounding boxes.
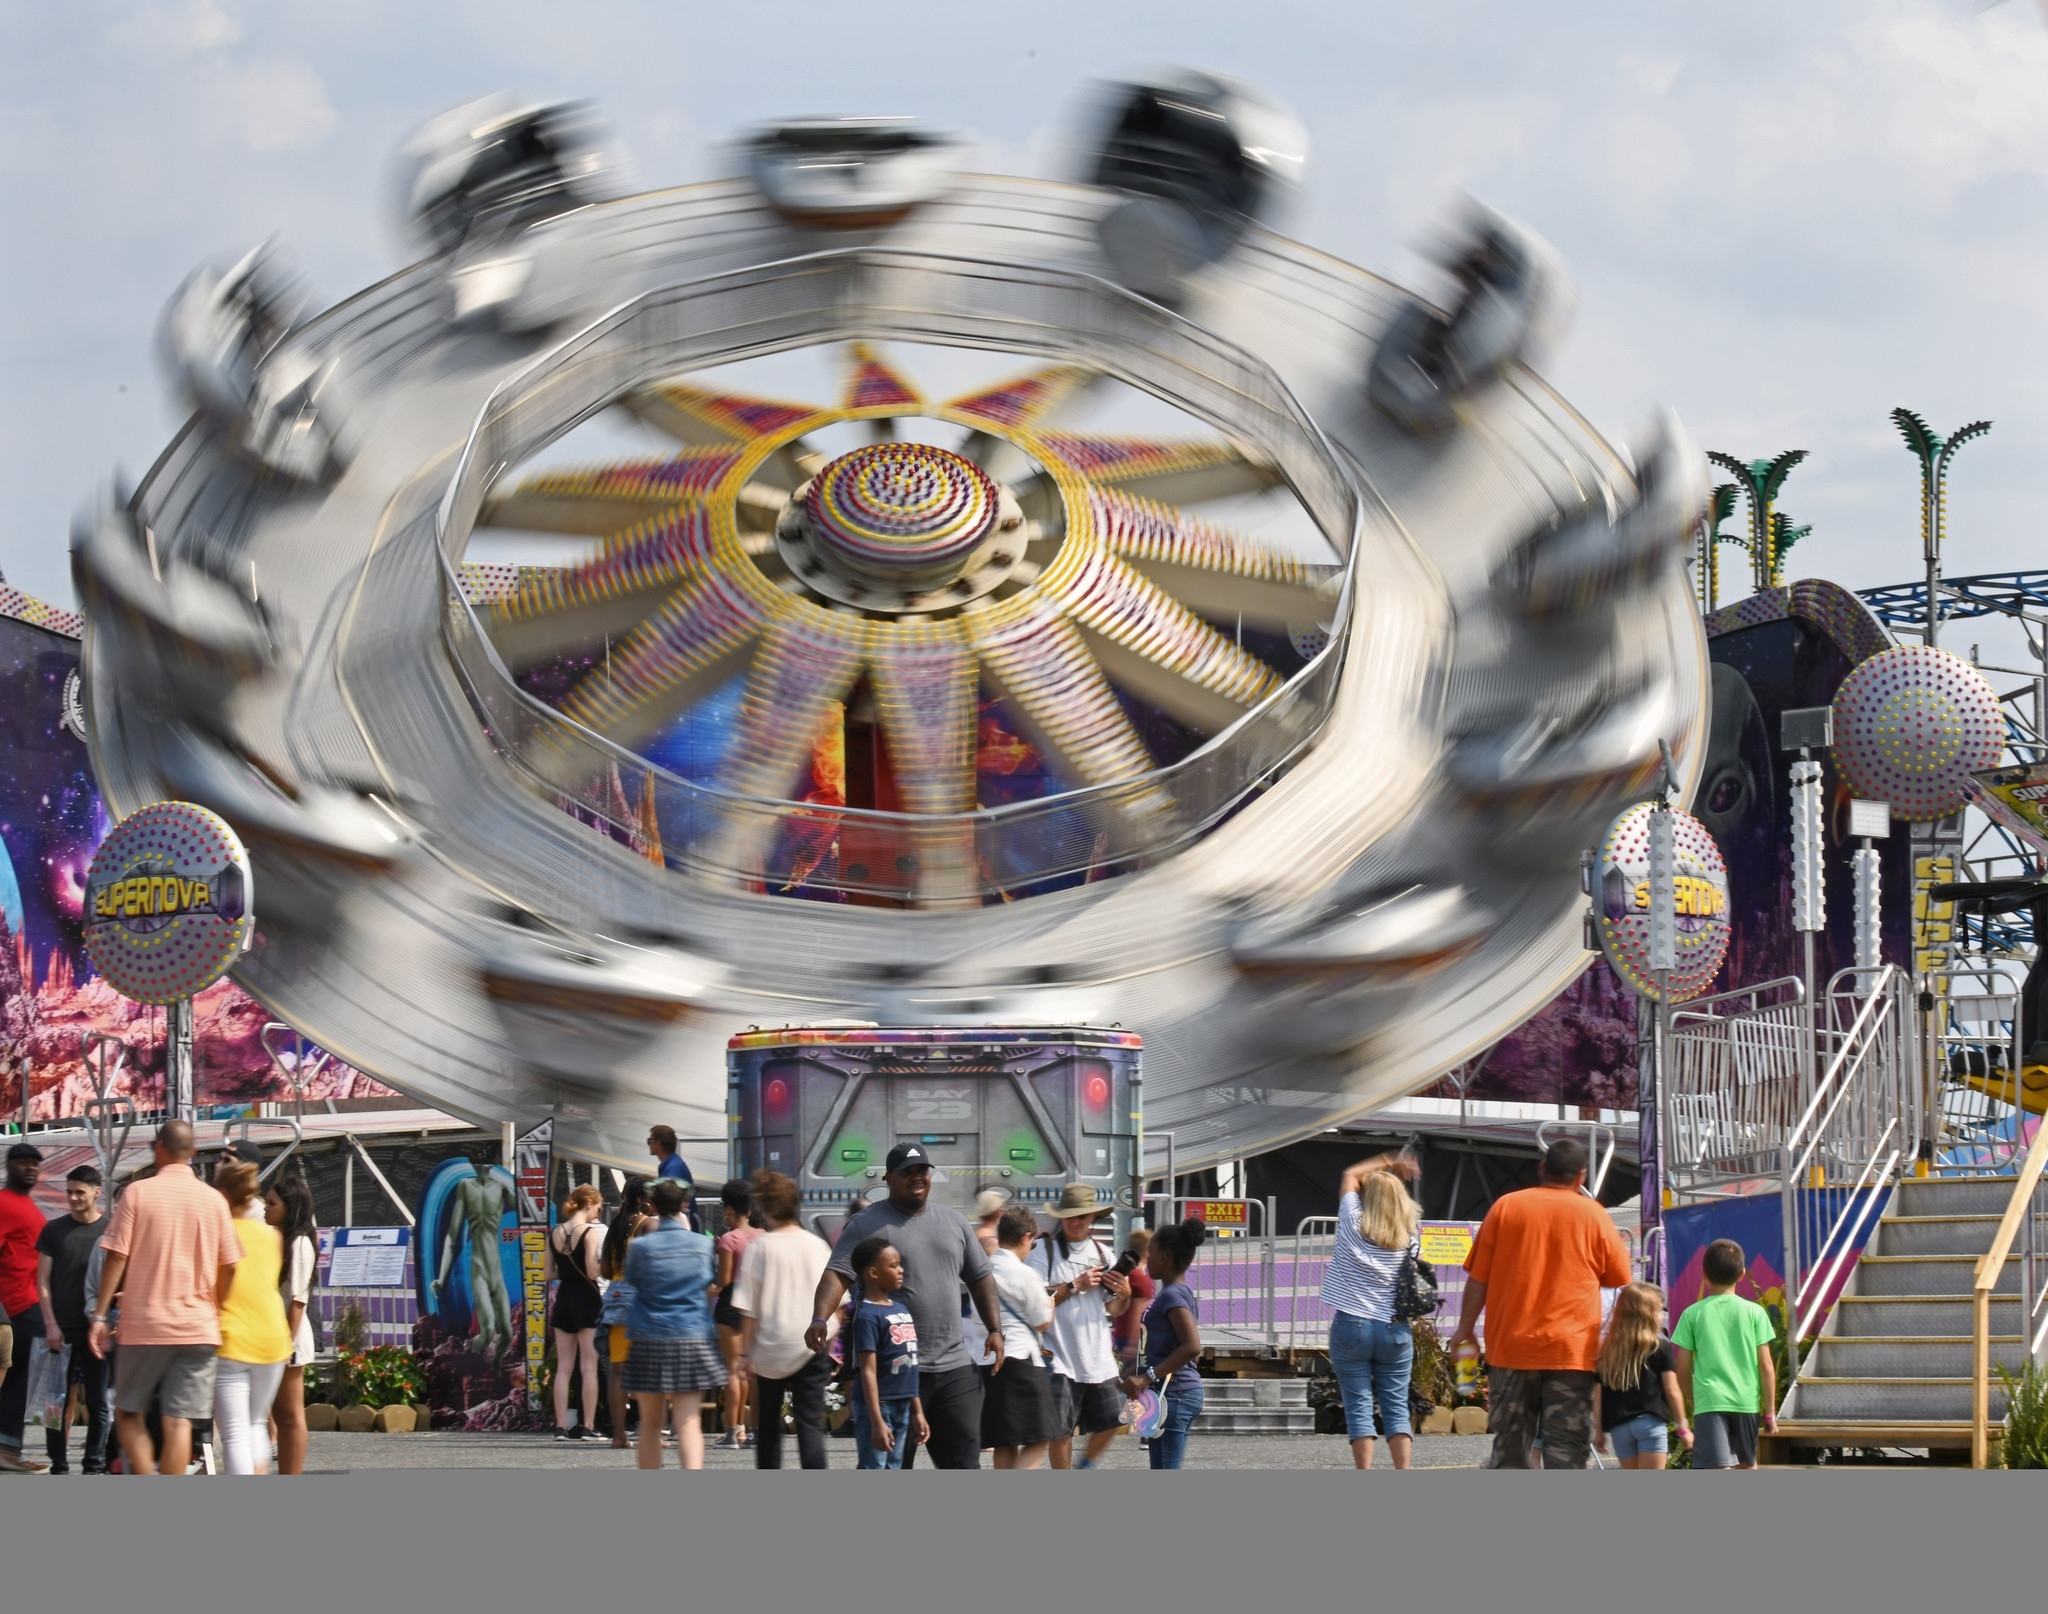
[7,1142,43,1162]
[884,1142,932,1173]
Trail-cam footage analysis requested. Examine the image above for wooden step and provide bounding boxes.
[1761,1420,1998,1464]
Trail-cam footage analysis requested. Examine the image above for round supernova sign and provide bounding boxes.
[1591,801,1730,1003]
[84,801,253,1004]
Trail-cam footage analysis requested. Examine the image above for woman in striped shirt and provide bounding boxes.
[1321,1155,1421,1470]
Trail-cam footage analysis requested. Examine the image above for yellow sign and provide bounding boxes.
[1193,1200,1248,1228]
[92,875,216,920]
[1628,875,1727,917]
[1418,1221,1477,1266]
[521,1229,549,1394]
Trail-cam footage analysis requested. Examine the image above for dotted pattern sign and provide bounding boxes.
[82,801,253,1004]
[1830,645,2002,823]
[806,442,998,572]
[1593,801,1730,1003]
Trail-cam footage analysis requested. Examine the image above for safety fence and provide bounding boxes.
[1666,969,1922,1206]
[1154,1197,1489,1354]
[312,1233,419,1354]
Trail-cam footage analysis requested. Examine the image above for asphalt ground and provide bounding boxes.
[29,1424,1489,1472]
[298,1428,1491,1470]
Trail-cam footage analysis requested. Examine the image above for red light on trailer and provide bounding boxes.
[1084,1072,1110,1112]
[765,1077,791,1115]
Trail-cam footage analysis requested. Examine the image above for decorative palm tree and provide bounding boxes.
[1707,449,1807,596]
[1891,408,1991,647]
[1699,482,1740,612]
[1768,512,1811,589]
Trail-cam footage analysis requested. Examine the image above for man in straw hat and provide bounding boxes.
[1028,1182,1133,1470]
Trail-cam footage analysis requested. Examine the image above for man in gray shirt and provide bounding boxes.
[808,1143,1002,1468]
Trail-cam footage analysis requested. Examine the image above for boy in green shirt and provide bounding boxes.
[1672,1238,1778,1469]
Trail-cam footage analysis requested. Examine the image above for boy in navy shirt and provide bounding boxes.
[848,1236,925,1470]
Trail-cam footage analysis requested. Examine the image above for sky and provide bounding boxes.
[4,0,2048,661]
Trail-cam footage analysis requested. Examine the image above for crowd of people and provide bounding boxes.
[0,1124,320,1475]
[0,1114,1774,1475]
[579,1141,1218,1470]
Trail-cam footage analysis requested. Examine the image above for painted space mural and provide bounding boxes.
[0,589,396,1118]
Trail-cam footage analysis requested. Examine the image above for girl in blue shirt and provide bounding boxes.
[1122,1217,1208,1469]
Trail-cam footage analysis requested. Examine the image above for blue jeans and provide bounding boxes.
[854,1398,915,1469]
[1328,1312,1414,1440]
[1147,1379,1204,1469]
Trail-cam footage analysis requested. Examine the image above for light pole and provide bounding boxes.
[1891,409,1991,647]
[1707,450,1808,594]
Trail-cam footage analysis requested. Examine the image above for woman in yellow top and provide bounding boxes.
[212,1161,294,1474]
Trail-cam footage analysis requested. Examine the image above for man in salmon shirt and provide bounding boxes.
[1448,1138,1631,1469]
[87,1120,241,1476]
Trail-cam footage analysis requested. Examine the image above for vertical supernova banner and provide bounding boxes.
[515,1117,555,1411]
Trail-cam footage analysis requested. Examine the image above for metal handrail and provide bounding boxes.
[1972,1115,2048,1467]
[1785,968,1899,1172]
[1780,967,1916,1367]
[1783,1125,1902,1394]
[1669,975,1806,1021]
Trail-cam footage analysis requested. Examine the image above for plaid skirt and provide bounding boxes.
[622,1337,727,1395]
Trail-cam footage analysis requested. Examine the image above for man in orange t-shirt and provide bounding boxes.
[1449,1138,1630,1469]
[88,1120,241,1476]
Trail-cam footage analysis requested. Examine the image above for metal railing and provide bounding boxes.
[1781,966,1921,1372]
[1932,968,2030,1174]
[1666,976,1809,1200]
[1283,1216,1477,1353]
[1973,1114,2048,1466]
[433,248,1368,908]
[1144,1195,1280,1353]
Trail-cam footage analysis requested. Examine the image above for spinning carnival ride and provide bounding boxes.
[76,80,1709,1171]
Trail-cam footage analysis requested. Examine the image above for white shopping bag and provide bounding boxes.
[23,1336,70,1429]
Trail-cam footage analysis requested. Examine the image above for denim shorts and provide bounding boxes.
[1607,1412,1668,1459]
[1327,1312,1414,1440]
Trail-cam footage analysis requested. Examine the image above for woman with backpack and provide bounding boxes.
[1321,1155,1424,1470]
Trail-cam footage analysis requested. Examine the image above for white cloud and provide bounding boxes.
[1618,52,1682,96]
[215,59,338,153]
[103,0,244,56]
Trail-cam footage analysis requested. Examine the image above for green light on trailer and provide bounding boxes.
[1008,1147,1036,1163]
[840,1148,868,1163]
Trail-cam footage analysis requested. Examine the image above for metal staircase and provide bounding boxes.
[1190,1377,1316,1435]
[1669,964,2046,1462]
[1772,1174,2022,1458]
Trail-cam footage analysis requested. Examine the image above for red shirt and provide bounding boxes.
[0,1185,47,1317]
[1114,1267,1155,1347]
